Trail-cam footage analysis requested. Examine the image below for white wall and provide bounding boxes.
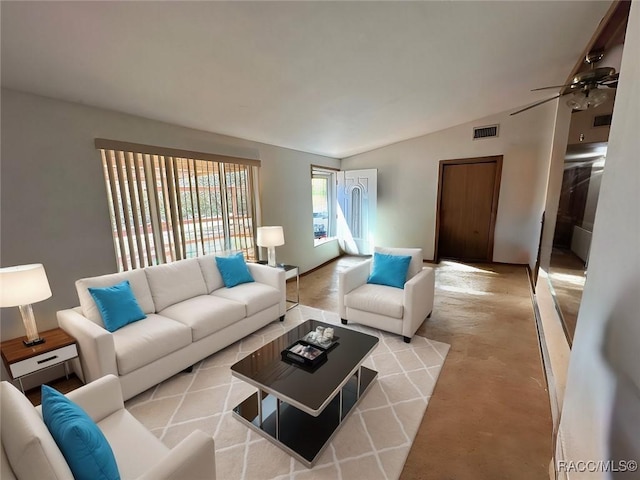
[0,89,340,345]
[341,101,558,267]
[558,2,640,477]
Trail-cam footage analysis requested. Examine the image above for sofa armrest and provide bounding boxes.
[64,375,124,423]
[338,260,371,318]
[402,267,435,339]
[57,308,118,384]
[247,263,286,315]
[136,430,216,480]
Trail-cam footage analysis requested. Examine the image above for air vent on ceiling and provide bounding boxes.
[473,124,499,140]
[593,114,612,127]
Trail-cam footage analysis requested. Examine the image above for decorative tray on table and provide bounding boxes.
[281,341,327,367]
[301,331,339,351]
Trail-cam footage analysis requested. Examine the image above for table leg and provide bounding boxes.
[357,366,362,399]
[258,390,263,427]
[275,398,281,440]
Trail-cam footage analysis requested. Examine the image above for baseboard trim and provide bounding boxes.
[528,269,562,480]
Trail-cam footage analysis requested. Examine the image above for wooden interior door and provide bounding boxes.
[436,156,502,262]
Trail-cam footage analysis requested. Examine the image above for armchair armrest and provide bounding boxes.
[402,267,435,339]
[57,308,118,384]
[137,430,216,480]
[338,260,371,318]
[64,375,124,423]
[247,263,286,315]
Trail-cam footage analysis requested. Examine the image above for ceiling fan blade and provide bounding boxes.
[598,73,620,85]
[510,90,574,116]
[531,84,575,91]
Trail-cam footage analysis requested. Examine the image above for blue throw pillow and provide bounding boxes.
[215,252,255,288]
[367,252,412,289]
[88,280,146,332]
[41,385,120,480]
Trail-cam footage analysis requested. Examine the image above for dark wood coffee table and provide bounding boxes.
[230,319,379,467]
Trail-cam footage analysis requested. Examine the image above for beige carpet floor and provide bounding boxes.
[125,305,449,480]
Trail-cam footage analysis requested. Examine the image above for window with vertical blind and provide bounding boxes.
[95,139,260,271]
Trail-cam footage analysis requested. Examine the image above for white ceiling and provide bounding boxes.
[0,1,612,158]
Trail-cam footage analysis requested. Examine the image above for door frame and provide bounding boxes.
[434,155,503,262]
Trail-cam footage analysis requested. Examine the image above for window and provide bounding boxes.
[95,139,259,271]
[311,166,336,245]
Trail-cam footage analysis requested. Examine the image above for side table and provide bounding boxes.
[1,327,79,393]
[281,264,300,310]
[256,261,300,310]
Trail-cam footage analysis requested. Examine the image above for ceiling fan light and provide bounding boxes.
[567,89,610,111]
[567,93,588,110]
[586,89,610,109]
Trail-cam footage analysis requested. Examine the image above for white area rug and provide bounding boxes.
[125,306,450,480]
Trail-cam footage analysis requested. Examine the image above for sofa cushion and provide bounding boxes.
[97,409,168,480]
[345,283,405,319]
[367,252,412,289]
[41,385,119,480]
[374,247,423,280]
[145,258,208,312]
[88,280,147,332]
[197,254,225,293]
[212,282,281,317]
[215,252,255,288]
[111,314,192,375]
[160,295,246,341]
[77,269,155,327]
[0,381,73,480]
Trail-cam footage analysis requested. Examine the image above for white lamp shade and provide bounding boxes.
[0,264,52,307]
[256,226,285,247]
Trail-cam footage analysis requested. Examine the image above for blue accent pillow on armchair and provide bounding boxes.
[215,252,255,288]
[367,252,412,289]
[88,280,146,332]
[41,385,120,480]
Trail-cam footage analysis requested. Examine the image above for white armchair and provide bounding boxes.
[1,375,216,480]
[338,247,435,343]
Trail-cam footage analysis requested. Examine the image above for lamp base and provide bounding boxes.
[23,337,45,347]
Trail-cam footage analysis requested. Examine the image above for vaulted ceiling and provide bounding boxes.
[0,1,613,157]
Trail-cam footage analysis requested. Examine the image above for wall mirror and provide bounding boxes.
[547,141,608,346]
[543,3,629,345]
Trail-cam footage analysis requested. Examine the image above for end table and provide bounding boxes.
[1,327,79,393]
[256,261,300,310]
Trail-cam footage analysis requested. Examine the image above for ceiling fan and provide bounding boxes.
[510,51,619,116]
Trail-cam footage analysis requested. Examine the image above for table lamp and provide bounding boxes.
[0,264,52,346]
[256,226,285,267]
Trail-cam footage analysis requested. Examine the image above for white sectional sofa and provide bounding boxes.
[1,374,216,480]
[58,255,286,400]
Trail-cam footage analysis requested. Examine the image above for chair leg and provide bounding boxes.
[403,336,411,343]
[279,315,285,322]
[427,311,432,318]
[341,319,348,325]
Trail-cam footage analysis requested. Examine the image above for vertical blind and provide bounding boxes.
[95,139,260,271]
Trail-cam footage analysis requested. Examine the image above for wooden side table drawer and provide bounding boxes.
[9,344,78,378]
